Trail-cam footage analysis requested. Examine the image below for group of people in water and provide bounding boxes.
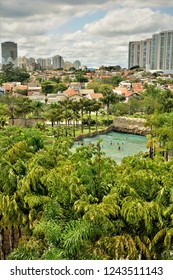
[78,140,124,150]
[110,141,124,150]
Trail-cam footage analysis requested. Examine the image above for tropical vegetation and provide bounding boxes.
[0,126,173,260]
[0,67,173,260]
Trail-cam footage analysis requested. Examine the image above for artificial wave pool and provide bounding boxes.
[73,131,148,164]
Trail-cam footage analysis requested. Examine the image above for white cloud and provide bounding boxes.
[84,8,173,37]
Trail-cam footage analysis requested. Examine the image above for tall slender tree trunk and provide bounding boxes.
[149,146,153,158]
[88,112,91,133]
[0,229,4,260]
[24,113,27,127]
[97,142,101,202]
[18,227,22,239]
[73,120,76,138]
[9,226,14,253]
[65,119,68,136]
[81,109,84,134]
[165,150,169,161]
[12,116,14,125]
[107,104,110,127]
[96,111,98,132]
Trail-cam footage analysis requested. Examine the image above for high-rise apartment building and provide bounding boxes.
[128,39,151,70]
[37,58,52,69]
[73,60,81,70]
[37,58,47,69]
[1,41,18,66]
[128,30,173,71]
[45,58,52,69]
[52,55,64,69]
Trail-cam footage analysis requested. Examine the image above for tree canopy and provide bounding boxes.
[0,125,172,260]
[1,63,30,84]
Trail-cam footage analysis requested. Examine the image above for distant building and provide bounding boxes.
[45,58,52,69]
[1,41,18,66]
[63,61,72,70]
[150,31,173,70]
[128,38,151,70]
[18,56,27,69]
[73,60,81,70]
[128,30,173,71]
[52,55,64,69]
[27,57,36,66]
[37,58,47,69]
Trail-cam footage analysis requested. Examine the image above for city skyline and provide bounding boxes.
[1,44,82,70]
[1,1,173,68]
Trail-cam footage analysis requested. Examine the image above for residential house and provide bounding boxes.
[69,82,81,91]
[122,91,139,102]
[2,82,15,92]
[27,84,42,96]
[132,82,144,93]
[28,92,46,103]
[88,93,103,101]
[114,87,137,102]
[64,88,82,101]
[56,91,68,102]
[79,89,94,97]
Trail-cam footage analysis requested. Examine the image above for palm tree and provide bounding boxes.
[59,99,73,136]
[100,85,116,126]
[86,99,95,134]
[45,105,56,128]
[32,100,44,118]
[146,134,159,158]
[79,98,90,134]
[92,100,102,132]
[71,100,80,138]
[15,97,33,127]
[0,94,18,125]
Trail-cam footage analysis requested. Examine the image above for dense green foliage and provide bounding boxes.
[0,124,172,260]
[0,63,30,84]
[41,80,68,94]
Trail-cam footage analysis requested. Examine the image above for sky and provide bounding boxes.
[0,0,173,68]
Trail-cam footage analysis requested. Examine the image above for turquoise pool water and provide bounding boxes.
[73,131,148,163]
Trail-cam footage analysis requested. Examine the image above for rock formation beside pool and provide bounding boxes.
[112,116,151,136]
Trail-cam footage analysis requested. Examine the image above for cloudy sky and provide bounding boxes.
[0,0,173,68]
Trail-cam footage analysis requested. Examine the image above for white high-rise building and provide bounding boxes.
[45,58,52,69]
[128,30,173,71]
[128,39,151,69]
[37,58,47,69]
[150,31,173,70]
[73,60,81,70]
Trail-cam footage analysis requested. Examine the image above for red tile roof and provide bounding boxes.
[64,88,79,97]
[132,83,143,92]
[89,93,103,99]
